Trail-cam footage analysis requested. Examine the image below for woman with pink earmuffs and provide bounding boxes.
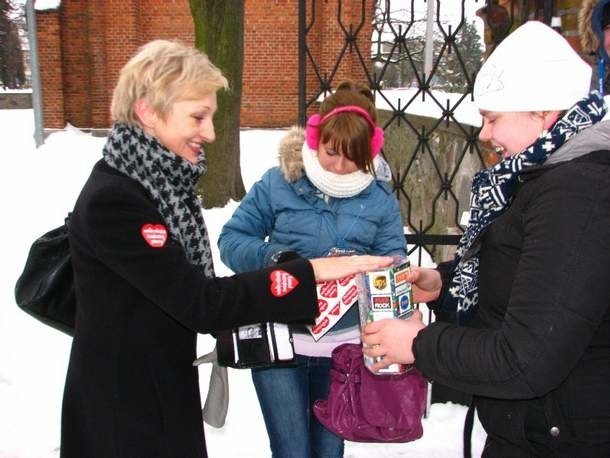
[218,80,407,458]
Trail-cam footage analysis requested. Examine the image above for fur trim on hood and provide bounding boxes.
[278,126,306,182]
[579,0,610,55]
[580,0,600,54]
[276,125,394,184]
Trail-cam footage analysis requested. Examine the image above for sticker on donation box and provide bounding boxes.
[356,257,414,373]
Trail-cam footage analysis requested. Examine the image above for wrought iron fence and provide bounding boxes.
[297,0,559,411]
[298,0,555,266]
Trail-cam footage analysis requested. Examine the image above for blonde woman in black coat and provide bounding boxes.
[363,22,610,457]
[60,40,391,458]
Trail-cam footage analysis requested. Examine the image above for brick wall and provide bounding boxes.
[243,0,299,127]
[60,0,90,126]
[34,0,373,130]
[37,10,65,128]
[41,1,593,131]
[303,2,373,114]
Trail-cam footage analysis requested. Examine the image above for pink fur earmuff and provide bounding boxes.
[305,105,384,157]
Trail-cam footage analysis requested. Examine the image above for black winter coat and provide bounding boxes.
[414,148,610,457]
[60,160,318,458]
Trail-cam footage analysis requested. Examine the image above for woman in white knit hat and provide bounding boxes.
[362,21,610,457]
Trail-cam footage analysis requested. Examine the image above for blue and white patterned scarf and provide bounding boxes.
[443,91,607,322]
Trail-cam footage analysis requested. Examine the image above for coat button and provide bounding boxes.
[549,426,560,437]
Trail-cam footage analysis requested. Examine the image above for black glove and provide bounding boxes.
[270,250,301,265]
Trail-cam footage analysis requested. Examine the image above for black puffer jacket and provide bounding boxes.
[413,122,610,457]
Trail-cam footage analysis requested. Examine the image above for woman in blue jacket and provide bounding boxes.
[218,80,407,458]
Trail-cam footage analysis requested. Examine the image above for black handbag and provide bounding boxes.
[14,215,75,336]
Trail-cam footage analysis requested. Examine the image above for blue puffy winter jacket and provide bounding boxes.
[218,127,407,334]
[218,127,406,271]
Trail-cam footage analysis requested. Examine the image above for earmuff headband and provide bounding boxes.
[305,105,384,157]
[317,105,377,129]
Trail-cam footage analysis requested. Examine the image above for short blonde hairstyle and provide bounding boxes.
[111,40,229,125]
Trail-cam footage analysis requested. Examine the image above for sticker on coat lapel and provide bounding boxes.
[141,224,168,248]
[270,270,299,297]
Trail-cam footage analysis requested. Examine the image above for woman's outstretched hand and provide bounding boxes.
[362,310,426,370]
[309,255,393,282]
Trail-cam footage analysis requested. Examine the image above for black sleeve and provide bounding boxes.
[268,250,301,266]
[82,183,318,334]
[425,260,455,312]
[412,163,610,399]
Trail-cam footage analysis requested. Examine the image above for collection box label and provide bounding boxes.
[356,258,414,373]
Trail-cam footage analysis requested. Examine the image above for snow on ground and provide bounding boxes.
[0,109,485,457]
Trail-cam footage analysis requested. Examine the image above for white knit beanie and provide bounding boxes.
[474,21,591,112]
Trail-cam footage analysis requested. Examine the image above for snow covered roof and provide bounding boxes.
[34,0,61,11]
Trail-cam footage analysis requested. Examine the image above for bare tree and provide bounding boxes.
[372,4,483,92]
[0,0,25,89]
[189,0,245,208]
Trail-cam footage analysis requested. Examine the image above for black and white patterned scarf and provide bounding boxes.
[103,123,215,277]
[444,92,607,322]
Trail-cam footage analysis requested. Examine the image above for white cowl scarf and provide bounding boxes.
[301,143,389,198]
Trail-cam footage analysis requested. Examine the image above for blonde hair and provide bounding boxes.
[111,40,228,125]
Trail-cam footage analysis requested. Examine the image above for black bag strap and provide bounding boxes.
[463,401,476,458]
[268,323,280,362]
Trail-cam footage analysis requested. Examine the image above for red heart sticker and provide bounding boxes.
[319,281,338,298]
[338,274,355,286]
[141,224,168,248]
[329,304,341,315]
[341,285,359,305]
[270,270,300,297]
[318,299,328,313]
[312,316,330,334]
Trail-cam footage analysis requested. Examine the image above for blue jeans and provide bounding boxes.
[251,355,344,458]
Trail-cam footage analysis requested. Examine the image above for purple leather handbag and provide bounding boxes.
[313,343,427,443]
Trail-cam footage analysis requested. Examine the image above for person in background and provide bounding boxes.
[579,0,610,94]
[61,41,391,458]
[362,21,610,457]
[218,80,407,458]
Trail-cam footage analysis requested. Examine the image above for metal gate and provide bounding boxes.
[297,0,556,266]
